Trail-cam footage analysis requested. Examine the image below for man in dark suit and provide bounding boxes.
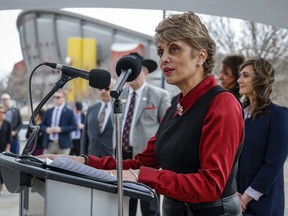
[120,53,171,216]
[41,89,77,154]
[1,93,22,155]
[80,80,115,157]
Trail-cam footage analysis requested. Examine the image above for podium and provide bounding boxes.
[0,153,154,216]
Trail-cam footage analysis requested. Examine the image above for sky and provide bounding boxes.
[0,8,164,79]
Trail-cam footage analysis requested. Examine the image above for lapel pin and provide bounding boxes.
[177,103,183,116]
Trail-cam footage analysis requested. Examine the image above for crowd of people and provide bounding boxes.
[0,11,288,216]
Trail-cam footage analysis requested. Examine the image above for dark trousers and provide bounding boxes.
[0,169,3,184]
[162,193,241,216]
[129,194,160,216]
[70,139,81,156]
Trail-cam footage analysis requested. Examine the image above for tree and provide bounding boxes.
[201,15,288,59]
[5,65,29,107]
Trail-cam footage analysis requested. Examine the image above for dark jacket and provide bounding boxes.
[7,107,22,138]
[41,105,77,149]
[237,103,288,216]
[0,120,12,151]
[81,102,114,157]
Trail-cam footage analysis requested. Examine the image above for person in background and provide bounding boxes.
[70,101,85,156]
[236,57,288,216]
[0,104,12,194]
[120,52,171,160]
[39,11,244,216]
[26,109,45,156]
[80,80,115,157]
[120,52,170,216]
[1,93,22,155]
[41,89,77,154]
[219,54,245,98]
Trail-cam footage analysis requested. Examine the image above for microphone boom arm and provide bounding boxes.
[30,74,72,126]
[22,74,72,155]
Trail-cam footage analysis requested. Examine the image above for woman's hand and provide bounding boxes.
[107,169,140,182]
[125,169,139,182]
[237,192,253,212]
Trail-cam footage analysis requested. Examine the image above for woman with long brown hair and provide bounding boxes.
[237,57,288,216]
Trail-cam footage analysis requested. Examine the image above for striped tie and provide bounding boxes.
[122,91,136,151]
[98,103,107,131]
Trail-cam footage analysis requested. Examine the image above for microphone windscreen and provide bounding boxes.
[89,69,111,89]
[115,54,142,82]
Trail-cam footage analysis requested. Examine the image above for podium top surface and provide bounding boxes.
[0,153,154,201]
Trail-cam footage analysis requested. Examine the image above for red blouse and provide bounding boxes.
[87,75,244,203]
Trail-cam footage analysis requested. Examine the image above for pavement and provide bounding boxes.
[0,185,20,216]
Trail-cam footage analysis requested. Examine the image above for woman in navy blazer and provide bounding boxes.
[236,57,288,216]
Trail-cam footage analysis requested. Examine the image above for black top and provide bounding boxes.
[0,120,12,152]
[155,86,242,198]
[7,107,22,137]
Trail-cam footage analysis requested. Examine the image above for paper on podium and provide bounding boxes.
[45,157,152,193]
[46,157,117,182]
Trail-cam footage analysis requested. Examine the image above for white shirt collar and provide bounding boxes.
[55,104,65,110]
[128,82,146,96]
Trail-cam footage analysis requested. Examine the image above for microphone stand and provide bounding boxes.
[14,74,72,216]
[111,95,124,216]
[21,74,72,156]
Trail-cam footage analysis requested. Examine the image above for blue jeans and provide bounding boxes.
[10,138,20,155]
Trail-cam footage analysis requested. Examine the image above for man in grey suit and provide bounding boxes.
[120,52,171,216]
[81,80,115,157]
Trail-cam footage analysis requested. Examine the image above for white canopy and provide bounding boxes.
[1,0,288,29]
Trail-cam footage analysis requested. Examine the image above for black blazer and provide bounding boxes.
[7,107,22,138]
[0,120,12,151]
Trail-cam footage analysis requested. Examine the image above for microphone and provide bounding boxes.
[45,62,111,89]
[110,54,142,98]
